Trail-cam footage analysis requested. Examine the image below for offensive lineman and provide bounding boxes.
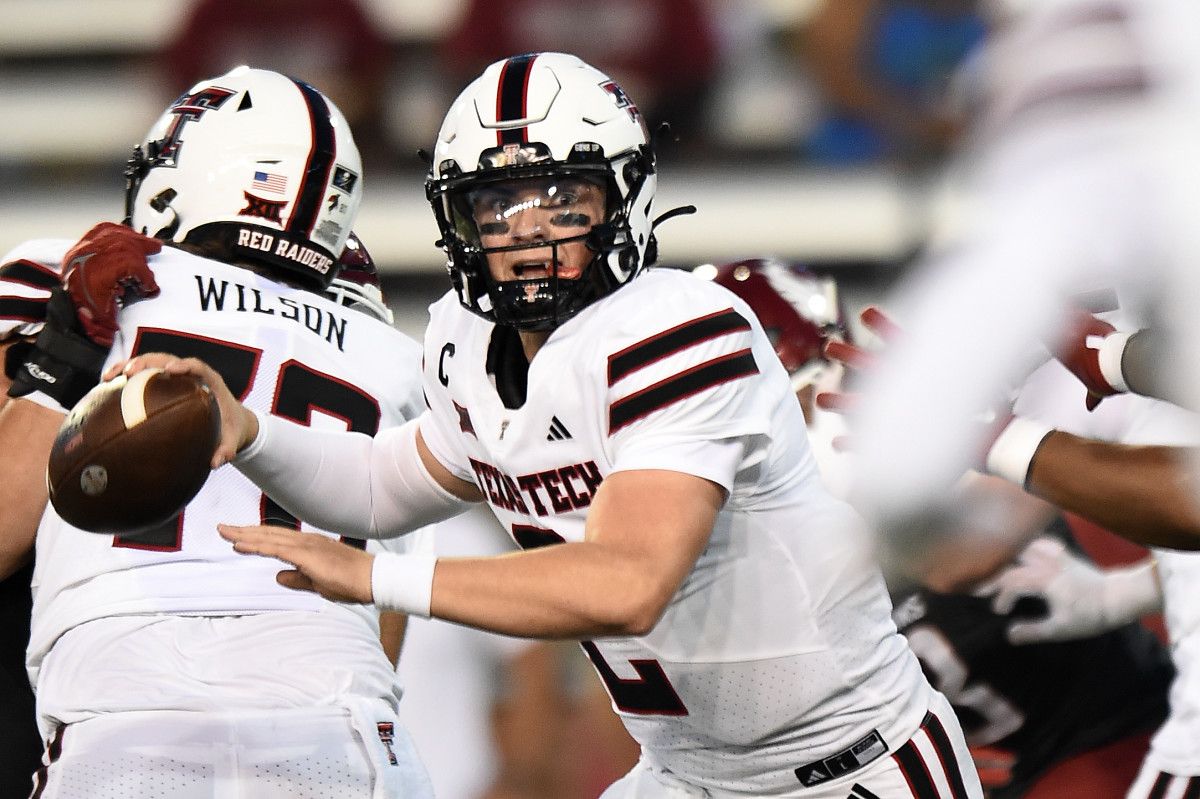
[119,53,985,798]
[0,68,431,797]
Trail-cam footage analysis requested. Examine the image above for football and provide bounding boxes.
[47,368,221,535]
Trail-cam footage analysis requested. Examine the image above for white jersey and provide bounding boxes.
[0,238,74,341]
[395,506,535,799]
[1014,358,1200,775]
[0,241,425,728]
[418,269,932,795]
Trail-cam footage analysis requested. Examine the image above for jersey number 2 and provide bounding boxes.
[511,524,688,716]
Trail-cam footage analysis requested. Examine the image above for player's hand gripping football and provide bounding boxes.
[104,354,259,468]
[63,222,162,346]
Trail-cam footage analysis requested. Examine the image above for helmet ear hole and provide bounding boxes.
[623,160,643,187]
[620,245,639,272]
[150,188,177,213]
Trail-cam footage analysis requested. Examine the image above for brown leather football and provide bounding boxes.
[47,369,220,535]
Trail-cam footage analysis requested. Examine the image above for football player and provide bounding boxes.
[710,258,1173,798]
[819,292,1200,798]
[0,67,432,797]
[120,53,985,797]
[332,238,623,797]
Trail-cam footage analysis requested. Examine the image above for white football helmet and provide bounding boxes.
[124,66,363,291]
[426,52,658,330]
[326,232,394,324]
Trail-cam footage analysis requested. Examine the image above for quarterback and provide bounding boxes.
[120,54,983,798]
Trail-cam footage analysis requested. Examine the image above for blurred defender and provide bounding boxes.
[848,0,1200,541]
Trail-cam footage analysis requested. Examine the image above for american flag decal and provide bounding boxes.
[252,170,287,194]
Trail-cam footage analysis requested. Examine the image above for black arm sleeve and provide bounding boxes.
[6,288,107,409]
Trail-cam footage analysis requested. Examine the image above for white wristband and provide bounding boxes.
[371,551,437,617]
[985,417,1055,487]
[1096,331,1133,393]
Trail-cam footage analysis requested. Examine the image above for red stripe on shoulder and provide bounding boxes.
[607,308,750,386]
[608,348,757,434]
[0,258,61,290]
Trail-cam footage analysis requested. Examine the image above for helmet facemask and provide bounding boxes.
[427,53,659,331]
[432,144,653,331]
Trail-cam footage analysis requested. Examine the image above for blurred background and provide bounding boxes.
[0,0,986,338]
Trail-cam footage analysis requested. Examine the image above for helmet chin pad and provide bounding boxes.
[477,235,604,331]
[487,276,579,331]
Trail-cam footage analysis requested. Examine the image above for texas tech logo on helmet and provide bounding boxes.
[601,80,642,122]
[154,87,236,168]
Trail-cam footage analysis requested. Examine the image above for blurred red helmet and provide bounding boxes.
[704,258,848,389]
[326,232,394,324]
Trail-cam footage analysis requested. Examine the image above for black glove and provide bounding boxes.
[7,287,108,410]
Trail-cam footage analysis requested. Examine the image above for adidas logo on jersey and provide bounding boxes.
[546,416,572,441]
[795,729,887,788]
[801,765,829,785]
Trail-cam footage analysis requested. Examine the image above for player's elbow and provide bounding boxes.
[601,577,672,637]
[1136,472,1200,550]
[617,604,666,638]
[1141,514,1200,550]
